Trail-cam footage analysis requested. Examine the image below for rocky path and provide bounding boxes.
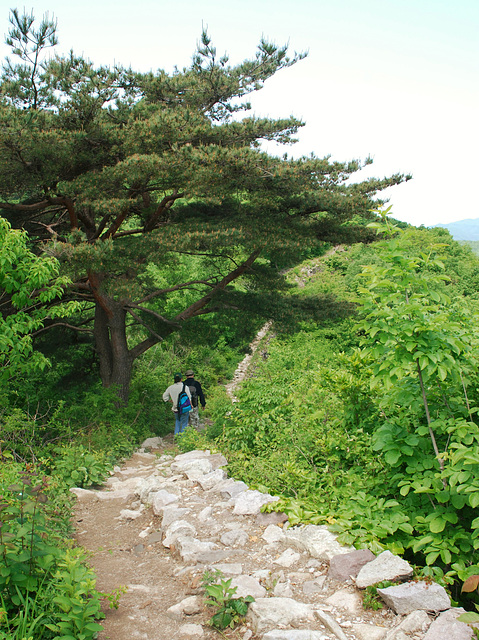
[72,320,474,640]
[72,443,474,640]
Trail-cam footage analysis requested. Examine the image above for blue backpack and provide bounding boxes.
[177,384,192,415]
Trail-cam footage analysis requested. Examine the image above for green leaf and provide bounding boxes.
[384,449,401,465]
[457,612,479,623]
[430,517,446,533]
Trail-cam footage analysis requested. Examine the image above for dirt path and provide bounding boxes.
[75,326,277,640]
[73,442,404,640]
[71,319,418,640]
[74,440,200,640]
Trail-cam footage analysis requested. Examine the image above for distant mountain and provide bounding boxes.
[434,218,479,241]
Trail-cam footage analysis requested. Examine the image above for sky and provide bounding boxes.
[0,0,477,228]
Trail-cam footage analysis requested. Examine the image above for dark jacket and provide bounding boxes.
[184,378,206,407]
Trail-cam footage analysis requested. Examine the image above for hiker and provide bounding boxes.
[162,373,191,436]
[184,369,206,429]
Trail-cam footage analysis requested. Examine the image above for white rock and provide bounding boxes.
[69,487,99,501]
[174,450,211,461]
[163,520,197,548]
[352,623,388,640]
[175,536,220,563]
[198,506,213,521]
[220,529,250,547]
[178,623,204,637]
[166,595,202,620]
[118,508,144,520]
[273,582,294,597]
[314,609,349,640]
[386,609,431,636]
[325,588,363,614]
[230,575,267,599]
[151,490,179,516]
[197,469,227,491]
[140,437,163,449]
[247,597,314,634]
[423,608,473,640]
[232,490,280,515]
[274,549,301,568]
[211,563,243,575]
[219,480,249,499]
[378,581,450,615]
[162,506,191,528]
[262,524,285,544]
[262,631,327,640]
[171,458,213,477]
[356,551,413,589]
[283,525,353,562]
[137,476,167,503]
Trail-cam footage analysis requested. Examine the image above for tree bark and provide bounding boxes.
[93,299,134,404]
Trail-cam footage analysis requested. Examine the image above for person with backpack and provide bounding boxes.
[184,369,206,430]
[162,373,192,436]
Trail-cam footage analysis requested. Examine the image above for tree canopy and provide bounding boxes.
[0,9,409,402]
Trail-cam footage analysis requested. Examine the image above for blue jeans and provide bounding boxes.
[174,411,189,435]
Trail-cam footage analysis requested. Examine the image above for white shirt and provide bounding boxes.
[162,381,191,412]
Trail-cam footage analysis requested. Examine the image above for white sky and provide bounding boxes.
[1,0,477,227]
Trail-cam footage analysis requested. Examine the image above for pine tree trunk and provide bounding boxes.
[93,297,133,405]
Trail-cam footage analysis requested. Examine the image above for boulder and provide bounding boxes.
[423,608,474,640]
[232,489,280,515]
[140,436,163,449]
[219,480,249,499]
[230,575,266,598]
[283,525,353,562]
[384,610,431,639]
[151,490,179,515]
[351,623,387,640]
[355,551,413,588]
[175,536,221,563]
[247,597,314,634]
[262,524,285,544]
[171,458,213,477]
[178,623,204,637]
[378,580,450,615]
[274,549,302,568]
[220,529,250,547]
[328,549,376,582]
[325,587,363,614]
[161,506,191,528]
[166,595,203,620]
[208,453,228,470]
[197,469,227,491]
[163,520,197,548]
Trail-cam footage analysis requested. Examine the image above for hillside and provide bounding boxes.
[434,218,479,241]
[3,220,479,638]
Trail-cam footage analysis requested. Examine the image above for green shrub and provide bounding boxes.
[52,444,111,488]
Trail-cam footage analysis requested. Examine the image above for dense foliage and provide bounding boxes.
[180,220,479,604]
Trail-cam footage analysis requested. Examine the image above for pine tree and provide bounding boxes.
[0,10,409,402]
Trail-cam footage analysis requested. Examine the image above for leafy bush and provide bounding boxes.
[52,444,111,488]
[0,468,105,639]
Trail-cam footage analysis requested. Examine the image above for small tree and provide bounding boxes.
[0,216,69,381]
